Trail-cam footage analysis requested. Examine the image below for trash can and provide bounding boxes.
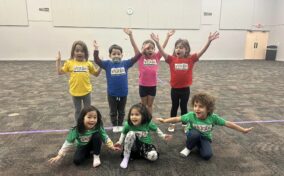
[265,45,277,61]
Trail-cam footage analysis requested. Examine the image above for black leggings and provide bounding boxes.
[170,87,190,119]
[73,132,102,165]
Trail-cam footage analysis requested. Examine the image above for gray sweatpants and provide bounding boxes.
[72,93,91,121]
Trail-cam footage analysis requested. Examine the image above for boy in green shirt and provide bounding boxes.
[157,92,253,160]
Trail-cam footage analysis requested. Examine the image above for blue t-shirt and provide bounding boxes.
[101,60,134,97]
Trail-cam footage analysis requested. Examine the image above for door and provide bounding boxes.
[245,31,269,59]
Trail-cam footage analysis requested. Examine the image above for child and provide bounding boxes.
[93,40,146,133]
[48,105,120,167]
[114,103,172,169]
[123,28,175,114]
[151,32,219,132]
[156,92,253,160]
[56,41,101,121]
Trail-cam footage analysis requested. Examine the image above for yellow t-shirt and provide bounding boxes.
[61,59,99,96]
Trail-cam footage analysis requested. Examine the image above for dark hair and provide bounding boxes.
[142,40,155,48]
[70,40,89,60]
[127,103,152,126]
[77,105,103,134]
[190,92,216,116]
[109,44,123,54]
[173,39,191,58]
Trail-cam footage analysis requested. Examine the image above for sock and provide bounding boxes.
[120,155,130,169]
[93,154,101,167]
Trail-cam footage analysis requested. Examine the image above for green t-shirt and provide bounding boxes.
[122,121,158,144]
[66,126,109,147]
[181,112,226,141]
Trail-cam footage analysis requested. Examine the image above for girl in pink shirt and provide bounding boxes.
[151,31,219,132]
[124,28,175,114]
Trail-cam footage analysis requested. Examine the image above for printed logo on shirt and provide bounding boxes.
[73,66,88,72]
[79,135,92,143]
[111,67,126,75]
[144,59,157,66]
[135,131,148,138]
[192,124,212,132]
[174,63,188,70]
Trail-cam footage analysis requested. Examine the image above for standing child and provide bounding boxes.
[93,41,146,133]
[114,103,172,169]
[48,105,120,167]
[151,32,219,132]
[123,28,175,114]
[56,41,101,121]
[156,92,253,160]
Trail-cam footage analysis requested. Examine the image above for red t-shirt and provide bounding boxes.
[166,54,198,88]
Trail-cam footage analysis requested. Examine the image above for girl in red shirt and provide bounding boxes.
[151,32,219,132]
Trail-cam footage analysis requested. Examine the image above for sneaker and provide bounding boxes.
[180,147,191,157]
[182,124,187,133]
[168,124,175,132]
[112,126,119,133]
[117,126,123,132]
[93,155,101,167]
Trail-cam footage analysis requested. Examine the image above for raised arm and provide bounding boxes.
[225,121,253,133]
[56,51,65,75]
[156,116,181,124]
[93,40,103,68]
[162,29,175,49]
[197,31,219,59]
[124,28,140,55]
[151,33,169,60]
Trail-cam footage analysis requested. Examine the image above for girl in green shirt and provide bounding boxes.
[115,103,172,168]
[48,106,120,167]
[157,92,253,160]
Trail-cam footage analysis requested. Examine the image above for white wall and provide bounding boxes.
[0,0,282,61]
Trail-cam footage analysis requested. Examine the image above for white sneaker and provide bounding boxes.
[112,126,119,133]
[180,147,191,157]
[93,155,101,167]
[168,124,175,132]
[182,124,187,133]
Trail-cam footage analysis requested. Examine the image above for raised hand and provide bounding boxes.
[167,30,175,37]
[123,28,132,36]
[56,51,61,61]
[150,33,159,42]
[208,31,219,42]
[93,40,99,50]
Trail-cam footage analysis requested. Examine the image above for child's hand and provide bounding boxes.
[123,28,132,36]
[164,134,172,141]
[114,142,122,150]
[243,127,253,133]
[93,40,99,50]
[56,51,61,61]
[150,33,159,42]
[167,30,175,37]
[111,145,121,151]
[155,118,165,123]
[48,155,62,165]
[208,31,219,42]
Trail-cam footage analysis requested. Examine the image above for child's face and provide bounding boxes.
[74,44,85,61]
[109,49,123,63]
[174,43,187,58]
[84,111,98,130]
[193,101,208,120]
[130,108,142,126]
[143,43,155,57]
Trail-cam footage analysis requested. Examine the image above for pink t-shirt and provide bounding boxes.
[138,52,162,86]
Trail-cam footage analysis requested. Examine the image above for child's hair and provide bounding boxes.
[190,92,216,116]
[173,39,191,58]
[142,40,155,48]
[127,103,152,126]
[77,105,103,134]
[70,40,89,60]
[109,44,123,54]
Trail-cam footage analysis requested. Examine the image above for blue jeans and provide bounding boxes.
[186,129,213,160]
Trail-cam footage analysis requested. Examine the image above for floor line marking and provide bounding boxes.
[1,120,284,135]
